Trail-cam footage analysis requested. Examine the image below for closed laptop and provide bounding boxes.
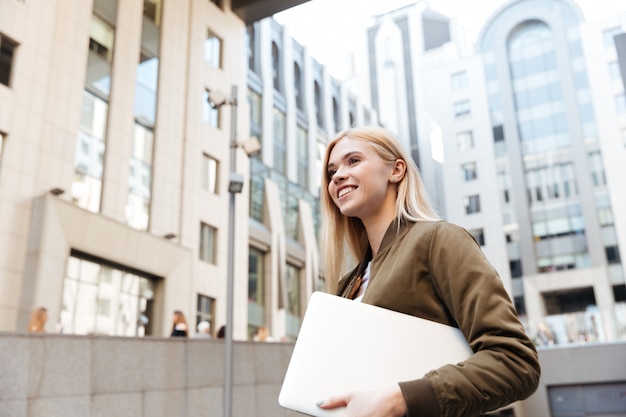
[279,291,473,416]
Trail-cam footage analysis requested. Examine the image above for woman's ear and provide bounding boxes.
[390,159,407,183]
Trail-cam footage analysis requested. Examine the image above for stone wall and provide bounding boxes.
[0,332,299,417]
[2,332,625,417]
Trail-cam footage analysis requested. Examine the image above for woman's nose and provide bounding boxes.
[333,169,347,182]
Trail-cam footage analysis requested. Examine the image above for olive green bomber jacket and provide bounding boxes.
[336,220,540,417]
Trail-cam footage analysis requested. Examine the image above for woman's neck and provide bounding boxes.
[363,213,396,257]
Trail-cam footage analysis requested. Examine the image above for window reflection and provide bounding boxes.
[61,254,156,336]
[273,108,286,174]
[205,29,222,68]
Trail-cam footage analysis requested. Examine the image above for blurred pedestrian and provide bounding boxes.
[170,310,188,337]
[253,325,274,342]
[28,307,48,332]
[194,320,212,338]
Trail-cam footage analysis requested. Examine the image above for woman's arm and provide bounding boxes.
[398,222,540,417]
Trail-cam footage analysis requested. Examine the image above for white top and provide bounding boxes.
[354,262,371,303]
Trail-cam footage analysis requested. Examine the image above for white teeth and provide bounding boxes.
[338,187,356,198]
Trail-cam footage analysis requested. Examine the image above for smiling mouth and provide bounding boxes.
[338,186,356,198]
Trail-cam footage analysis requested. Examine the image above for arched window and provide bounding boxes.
[247,25,255,71]
[314,81,322,127]
[272,42,280,91]
[332,97,340,132]
[294,63,303,110]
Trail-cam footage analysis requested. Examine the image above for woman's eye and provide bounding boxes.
[349,158,359,165]
[327,169,337,178]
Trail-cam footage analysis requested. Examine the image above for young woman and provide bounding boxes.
[170,310,188,337]
[317,126,540,417]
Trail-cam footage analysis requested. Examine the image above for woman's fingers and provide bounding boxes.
[316,394,350,409]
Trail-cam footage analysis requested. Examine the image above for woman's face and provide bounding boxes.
[327,137,399,224]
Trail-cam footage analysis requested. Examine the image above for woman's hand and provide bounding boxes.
[317,385,407,417]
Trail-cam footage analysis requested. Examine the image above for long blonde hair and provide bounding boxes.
[28,307,48,332]
[320,126,440,293]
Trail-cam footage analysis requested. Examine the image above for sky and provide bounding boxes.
[274,0,626,79]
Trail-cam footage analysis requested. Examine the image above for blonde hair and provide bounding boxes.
[28,307,48,332]
[320,126,440,293]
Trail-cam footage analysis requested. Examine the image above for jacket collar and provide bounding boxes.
[337,218,413,297]
[378,218,412,256]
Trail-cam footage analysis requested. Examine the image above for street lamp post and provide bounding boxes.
[208,84,259,417]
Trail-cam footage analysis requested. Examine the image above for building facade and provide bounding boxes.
[244,17,378,340]
[365,0,626,415]
[0,0,354,343]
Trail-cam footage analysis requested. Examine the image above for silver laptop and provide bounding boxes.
[279,291,473,416]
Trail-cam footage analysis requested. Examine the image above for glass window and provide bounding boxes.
[248,247,265,305]
[203,90,221,128]
[286,263,301,316]
[608,61,621,80]
[143,0,162,26]
[297,127,309,188]
[199,223,217,264]
[603,27,623,48]
[126,123,153,230]
[71,172,102,213]
[333,97,340,132]
[131,122,154,164]
[204,29,222,68]
[86,16,113,97]
[196,294,215,336]
[598,207,614,226]
[294,63,303,110]
[509,260,522,278]
[462,162,477,181]
[201,154,219,194]
[314,81,323,127]
[469,228,485,246]
[80,89,109,140]
[451,71,468,91]
[493,125,504,142]
[60,254,156,336]
[286,182,300,240]
[249,155,267,221]
[73,90,107,213]
[454,100,471,118]
[615,93,626,114]
[588,151,606,187]
[273,108,286,174]
[134,51,159,126]
[246,25,256,71]
[247,88,262,143]
[605,246,621,264]
[0,33,18,86]
[272,42,281,91]
[126,193,149,231]
[464,195,481,214]
[89,14,115,63]
[457,131,473,151]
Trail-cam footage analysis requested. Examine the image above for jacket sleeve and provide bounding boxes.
[398,222,540,417]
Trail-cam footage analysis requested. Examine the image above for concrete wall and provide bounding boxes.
[1,333,625,417]
[0,333,299,417]
[517,342,626,417]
